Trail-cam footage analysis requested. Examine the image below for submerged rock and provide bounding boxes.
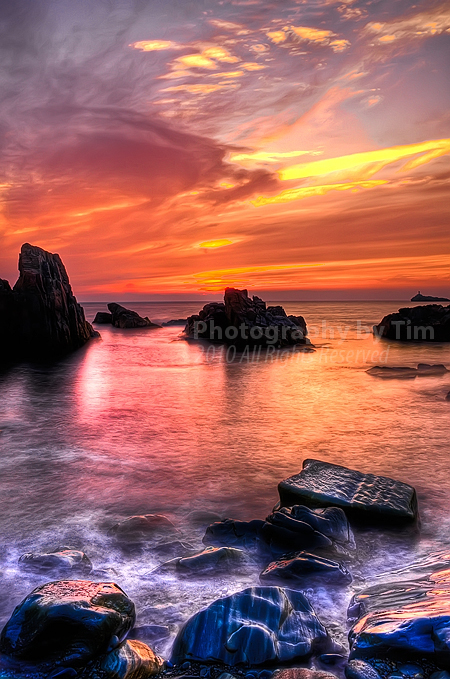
[0,581,135,667]
[185,288,310,348]
[374,304,450,342]
[93,311,113,324]
[109,514,178,543]
[18,548,92,575]
[159,546,250,577]
[367,364,448,378]
[162,319,187,327]
[348,568,450,667]
[278,459,418,524]
[260,552,352,584]
[0,243,97,360]
[203,519,265,551]
[171,586,328,666]
[262,505,355,554]
[107,303,161,329]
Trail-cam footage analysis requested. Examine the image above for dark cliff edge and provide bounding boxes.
[0,243,98,361]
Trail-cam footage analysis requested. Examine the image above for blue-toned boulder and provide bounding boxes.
[168,546,250,576]
[260,552,352,585]
[171,586,328,666]
[0,581,135,667]
[278,459,418,524]
[348,568,450,666]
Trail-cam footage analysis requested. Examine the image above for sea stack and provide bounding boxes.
[0,243,98,360]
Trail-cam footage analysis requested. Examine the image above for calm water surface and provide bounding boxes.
[1,300,450,654]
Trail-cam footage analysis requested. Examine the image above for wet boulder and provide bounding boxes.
[18,548,92,575]
[171,586,328,666]
[262,505,355,554]
[260,552,352,585]
[0,581,135,668]
[107,303,160,329]
[109,514,178,544]
[348,568,450,667]
[203,519,265,551]
[278,459,418,525]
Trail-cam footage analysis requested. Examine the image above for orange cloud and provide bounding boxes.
[252,180,387,206]
[199,239,234,248]
[267,31,287,44]
[291,26,351,51]
[365,8,450,44]
[130,40,178,51]
[280,138,450,181]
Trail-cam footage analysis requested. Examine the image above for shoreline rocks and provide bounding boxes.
[0,243,97,360]
[278,459,418,525]
[18,548,92,576]
[374,304,450,342]
[185,288,311,349]
[260,552,352,585]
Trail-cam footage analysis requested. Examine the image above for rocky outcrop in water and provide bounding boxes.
[170,586,328,666]
[185,288,310,348]
[374,304,450,342]
[278,459,418,524]
[157,546,250,577]
[347,568,450,668]
[108,303,161,329]
[93,311,113,324]
[0,243,97,360]
[0,580,163,678]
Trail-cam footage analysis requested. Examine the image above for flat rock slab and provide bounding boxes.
[348,568,450,668]
[278,459,418,524]
[170,586,328,666]
[18,549,92,575]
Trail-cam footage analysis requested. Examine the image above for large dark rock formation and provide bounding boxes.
[347,567,450,669]
[185,288,310,348]
[0,580,163,678]
[170,586,328,666]
[0,243,97,360]
[278,459,418,525]
[107,303,161,329]
[374,304,450,342]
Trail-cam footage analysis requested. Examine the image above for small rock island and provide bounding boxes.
[411,291,450,302]
[185,287,310,348]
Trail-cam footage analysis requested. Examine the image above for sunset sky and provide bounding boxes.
[0,0,449,299]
